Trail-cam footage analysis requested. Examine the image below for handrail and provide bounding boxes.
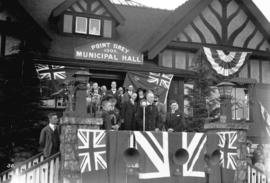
[23,152,60,173]
[0,152,44,182]
[0,152,43,176]
[1,152,60,183]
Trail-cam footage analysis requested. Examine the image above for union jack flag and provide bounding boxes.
[35,64,66,80]
[217,131,238,170]
[147,72,173,89]
[78,129,107,173]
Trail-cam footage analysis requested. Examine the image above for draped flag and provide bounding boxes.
[78,129,108,183]
[124,72,173,103]
[259,102,270,137]
[217,131,238,170]
[203,47,251,77]
[77,130,236,183]
[106,131,224,183]
[35,64,66,80]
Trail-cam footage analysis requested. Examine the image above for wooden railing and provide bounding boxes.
[0,153,44,182]
[247,162,269,183]
[0,152,60,183]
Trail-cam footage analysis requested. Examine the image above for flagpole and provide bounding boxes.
[143,106,145,131]
[140,100,147,131]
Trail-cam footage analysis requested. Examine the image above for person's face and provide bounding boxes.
[119,88,123,94]
[50,115,58,125]
[171,103,178,111]
[111,82,117,89]
[146,93,154,104]
[104,102,112,111]
[94,89,99,94]
[131,93,137,100]
[93,83,98,89]
[128,85,133,91]
[101,86,107,92]
[139,91,144,97]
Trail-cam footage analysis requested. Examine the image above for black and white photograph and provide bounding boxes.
[0,0,270,182]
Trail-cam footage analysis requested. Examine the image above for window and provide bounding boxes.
[103,20,112,38]
[62,13,113,38]
[75,16,88,34]
[89,18,101,36]
[231,87,249,120]
[63,14,73,33]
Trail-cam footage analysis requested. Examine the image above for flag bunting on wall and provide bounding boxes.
[259,102,270,137]
[76,130,237,183]
[203,47,251,77]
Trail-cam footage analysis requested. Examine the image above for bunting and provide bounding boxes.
[203,47,251,77]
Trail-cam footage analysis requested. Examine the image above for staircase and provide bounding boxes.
[0,152,60,183]
[247,162,269,183]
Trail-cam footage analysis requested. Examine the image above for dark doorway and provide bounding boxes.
[88,69,125,89]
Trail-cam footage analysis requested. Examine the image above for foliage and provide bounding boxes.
[0,54,47,172]
[184,51,220,132]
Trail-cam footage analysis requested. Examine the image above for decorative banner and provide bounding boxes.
[76,130,238,183]
[77,129,108,183]
[217,131,238,170]
[259,102,270,137]
[203,47,251,77]
[74,41,143,64]
[123,72,173,103]
[35,64,66,80]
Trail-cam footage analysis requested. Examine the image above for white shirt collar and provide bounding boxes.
[49,123,56,131]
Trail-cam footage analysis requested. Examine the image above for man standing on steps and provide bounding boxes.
[39,113,60,158]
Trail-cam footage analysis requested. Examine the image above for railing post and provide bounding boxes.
[60,70,103,183]
[204,122,249,183]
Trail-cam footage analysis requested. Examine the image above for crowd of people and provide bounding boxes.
[85,81,185,132]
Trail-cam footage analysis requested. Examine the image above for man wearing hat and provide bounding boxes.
[165,100,185,132]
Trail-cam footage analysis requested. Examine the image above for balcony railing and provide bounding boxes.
[247,162,269,183]
[0,153,44,182]
[0,153,60,183]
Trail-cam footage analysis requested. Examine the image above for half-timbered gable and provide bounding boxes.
[50,0,125,38]
[174,0,270,51]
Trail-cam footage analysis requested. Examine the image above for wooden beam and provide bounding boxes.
[29,54,197,78]
[1,33,6,56]
[167,41,270,60]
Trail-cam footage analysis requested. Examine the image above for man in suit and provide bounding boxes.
[101,100,113,130]
[136,91,161,131]
[122,84,134,103]
[107,81,121,108]
[165,100,185,132]
[121,92,137,130]
[39,113,60,158]
[107,81,119,98]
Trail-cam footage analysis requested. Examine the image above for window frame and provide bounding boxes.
[231,86,250,122]
[75,16,88,34]
[60,11,115,38]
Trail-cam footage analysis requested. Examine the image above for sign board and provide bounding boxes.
[74,41,143,64]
